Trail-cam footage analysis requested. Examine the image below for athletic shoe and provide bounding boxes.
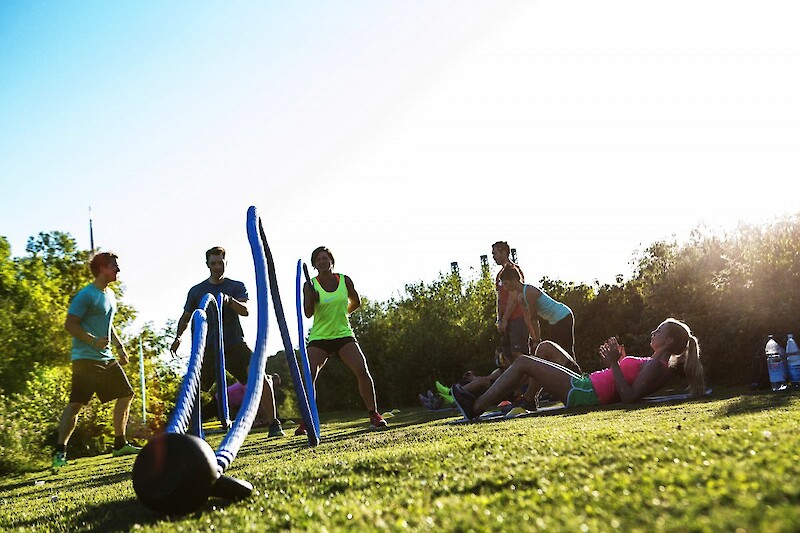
[369,411,388,430]
[52,451,68,470]
[268,419,285,438]
[435,381,452,397]
[452,384,478,421]
[111,443,141,457]
[440,391,455,406]
[419,390,444,410]
[501,397,538,415]
[295,420,307,436]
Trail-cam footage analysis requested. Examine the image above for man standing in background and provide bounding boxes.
[53,252,140,471]
[170,246,282,437]
[492,241,530,357]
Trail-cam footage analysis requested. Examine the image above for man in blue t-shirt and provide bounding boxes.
[170,246,282,437]
[52,252,140,471]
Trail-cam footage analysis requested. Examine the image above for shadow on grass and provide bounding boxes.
[713,388,799,417]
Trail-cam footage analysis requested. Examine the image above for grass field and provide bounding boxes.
[2,387,799,532]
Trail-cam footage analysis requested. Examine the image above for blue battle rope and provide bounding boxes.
[258,216,319,447]
[166,292,230,438]
[214,206,275,471]
[164,206,320,476]
[295,259,321,438]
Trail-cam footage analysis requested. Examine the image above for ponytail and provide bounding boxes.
[682,334,706,397]
[664,318,706,397]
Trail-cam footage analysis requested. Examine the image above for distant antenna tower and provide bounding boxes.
[89,206,96,257]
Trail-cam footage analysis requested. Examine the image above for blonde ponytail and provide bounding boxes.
[682,334,706,397]
[664,318,706,397]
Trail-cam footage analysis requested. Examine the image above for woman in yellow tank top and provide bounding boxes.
[298,246,387,434]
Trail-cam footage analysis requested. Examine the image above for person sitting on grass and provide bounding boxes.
[420,362,503,411]
[452,318,705,420]
[432,341,579,414]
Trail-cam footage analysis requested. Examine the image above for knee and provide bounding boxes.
[352,365,372,381]
[117,394,134,404]
[475,377,491,389]
[65,402,84,416]
[534,340,559,358]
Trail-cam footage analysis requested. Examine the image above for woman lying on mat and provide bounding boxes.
[452,318,705,420]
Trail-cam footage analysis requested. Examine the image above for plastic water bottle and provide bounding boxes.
[766,335,788,391]
[786,334,800,387]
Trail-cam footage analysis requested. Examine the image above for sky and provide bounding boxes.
[1,1,799,358]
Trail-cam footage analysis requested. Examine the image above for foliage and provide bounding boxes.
[349,266,497,410]
[0,233,183,474]
[265,350,301,419]
[0,234,88,394]
[351,214,800,407]
[5,213,800,473]
[1,391,799,531]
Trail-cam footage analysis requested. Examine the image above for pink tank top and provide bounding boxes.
[589,356,666,404]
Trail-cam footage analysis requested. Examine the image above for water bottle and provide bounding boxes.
[766,335,788,391]
[786,334,800,387]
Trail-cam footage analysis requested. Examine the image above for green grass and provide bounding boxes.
[2,388,800,532]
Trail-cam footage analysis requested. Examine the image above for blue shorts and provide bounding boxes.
[566,374,601,407]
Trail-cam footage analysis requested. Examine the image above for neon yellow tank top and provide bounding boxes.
[308,274,355,341]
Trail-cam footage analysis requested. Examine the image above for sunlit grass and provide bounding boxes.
[2,388,799,532]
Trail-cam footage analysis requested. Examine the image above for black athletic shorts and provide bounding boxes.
[70,359,134,404]
[201,341,251,390]
[307,336,358,356]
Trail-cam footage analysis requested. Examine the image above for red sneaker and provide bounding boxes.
[369,411,388,430]
[294,420,307,436]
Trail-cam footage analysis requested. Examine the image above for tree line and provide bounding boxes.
[2,215,798,471]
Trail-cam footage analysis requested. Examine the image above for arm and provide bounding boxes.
[496,290,502,329]
[600,338,668,403]
[170,310,192,355]
[524,289,541,342]
[303,281,317,318]
[497,291,520,332]
[65,314,108,350]
[111,325,129,365]
[221,293,248,316]
[345,275,360,314]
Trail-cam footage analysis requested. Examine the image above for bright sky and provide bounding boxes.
[2,1,799,357]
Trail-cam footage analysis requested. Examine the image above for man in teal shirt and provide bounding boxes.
[52,252,139,470]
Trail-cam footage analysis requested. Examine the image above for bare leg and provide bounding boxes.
[57,402,84,446]
[473,346,579,415]
[338,342,378,412]
[522,341,581,403]
[255,375,277,423]
[113,395,133,438]
[463,376,493,396]
[305,345,330,399]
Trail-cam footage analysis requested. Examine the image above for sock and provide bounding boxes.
[114,436,127,450]
[55,444,66,454]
